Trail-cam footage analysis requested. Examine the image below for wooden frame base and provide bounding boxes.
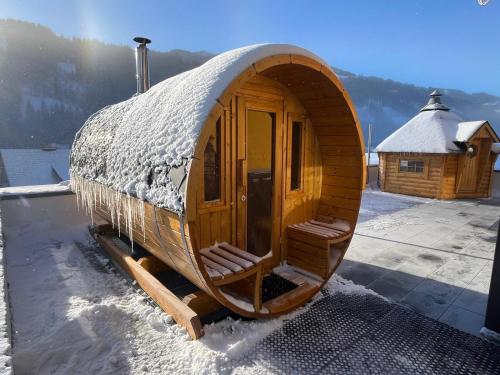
[90,224,222,340]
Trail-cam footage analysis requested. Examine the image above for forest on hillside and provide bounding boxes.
[1,19,499,148]
[0,19,212,147]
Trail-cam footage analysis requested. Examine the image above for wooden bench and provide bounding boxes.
[200,242,263,312]
[286,218,353,278]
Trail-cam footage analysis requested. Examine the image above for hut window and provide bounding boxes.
[290,121,303,190]
[204,117,221,201]
[399,160,424,173]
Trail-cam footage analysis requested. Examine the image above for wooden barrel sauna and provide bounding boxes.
[70,44,366,318]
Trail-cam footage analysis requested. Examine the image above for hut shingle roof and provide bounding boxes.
[377,92,493,154]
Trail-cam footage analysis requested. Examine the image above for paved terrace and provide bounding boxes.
[0,189,499,374]
[338,189,500,336]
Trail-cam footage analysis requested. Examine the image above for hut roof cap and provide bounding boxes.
[420,89,450,112]
[70,44,329,212]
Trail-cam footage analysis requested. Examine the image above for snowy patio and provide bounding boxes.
[0,189,499,374]
[339,189,499,335]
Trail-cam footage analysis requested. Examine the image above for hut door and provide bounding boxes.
[236,98,283,263]
[456,138,486,194]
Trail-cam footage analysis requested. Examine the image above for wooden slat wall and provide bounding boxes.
[262,64,364,225]
[378,153,386,190]
[94,193,207,291]
[380,153,443,198]
[380,125,498,200]
[476,137,494,197]
[197,209,232,249]
[441,155,458,199]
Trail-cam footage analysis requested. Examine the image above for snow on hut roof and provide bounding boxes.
[455,121,487,142]
[1,148,70,187]
[377,91,492,154]
[376,109,465,153]
[70,44,328,212]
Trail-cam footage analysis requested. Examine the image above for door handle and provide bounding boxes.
[241,194,246,202]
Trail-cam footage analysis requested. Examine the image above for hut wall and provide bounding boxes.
[259,64,365,225]
[379,152,444,198]
[93,196,209,292]
[378,153,386,190]
[475,127,496,197]
[440,155,459,199]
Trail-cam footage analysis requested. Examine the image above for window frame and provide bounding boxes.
[286,113,306,196]
[397,157,429,178]
[198,113,227,210]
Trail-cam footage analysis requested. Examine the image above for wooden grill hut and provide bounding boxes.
[70,44,365,336]
[377,90,500,199]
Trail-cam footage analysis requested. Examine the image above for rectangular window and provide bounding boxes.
[399,160,424,173]
[290,121,303,190]
[204,117,221,201]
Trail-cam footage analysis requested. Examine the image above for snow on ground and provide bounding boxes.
[4,188,497,374]
[0,208,12,375]
[358,188,432,228]
[1,195,383,375]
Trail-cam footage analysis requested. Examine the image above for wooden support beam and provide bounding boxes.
[93,223,117,236]
[182,290,223,317]
[137,255,170,275]
[263,282,316,314]
[95,234,204,340]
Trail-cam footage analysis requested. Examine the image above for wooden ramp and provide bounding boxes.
[90,224,223,340]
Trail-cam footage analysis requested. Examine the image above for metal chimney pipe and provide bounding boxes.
[133,37,151,94]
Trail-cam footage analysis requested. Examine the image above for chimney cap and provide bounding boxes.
[420,89,450,112]
[133,37,151,45]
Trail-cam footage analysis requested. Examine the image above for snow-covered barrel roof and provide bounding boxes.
[70,44,327,212]
[377,91,494,154]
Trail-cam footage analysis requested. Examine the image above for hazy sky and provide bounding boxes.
[1,0,499,95]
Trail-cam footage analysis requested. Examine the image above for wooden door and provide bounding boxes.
[456,138,485,194]
[235,96,283,267]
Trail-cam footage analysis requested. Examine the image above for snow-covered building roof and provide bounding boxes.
[70,44,329,212]
[377,91,495,154]
[0,148,70,187]
[456,121,488,142]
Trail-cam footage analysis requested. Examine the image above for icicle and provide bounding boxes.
[140,200,146,242]
[70,175,148,250]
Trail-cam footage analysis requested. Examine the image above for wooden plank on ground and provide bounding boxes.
[95,234,204,340]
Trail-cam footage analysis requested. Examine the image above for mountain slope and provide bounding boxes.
[0,19,498,148]
[336,68,500,146]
